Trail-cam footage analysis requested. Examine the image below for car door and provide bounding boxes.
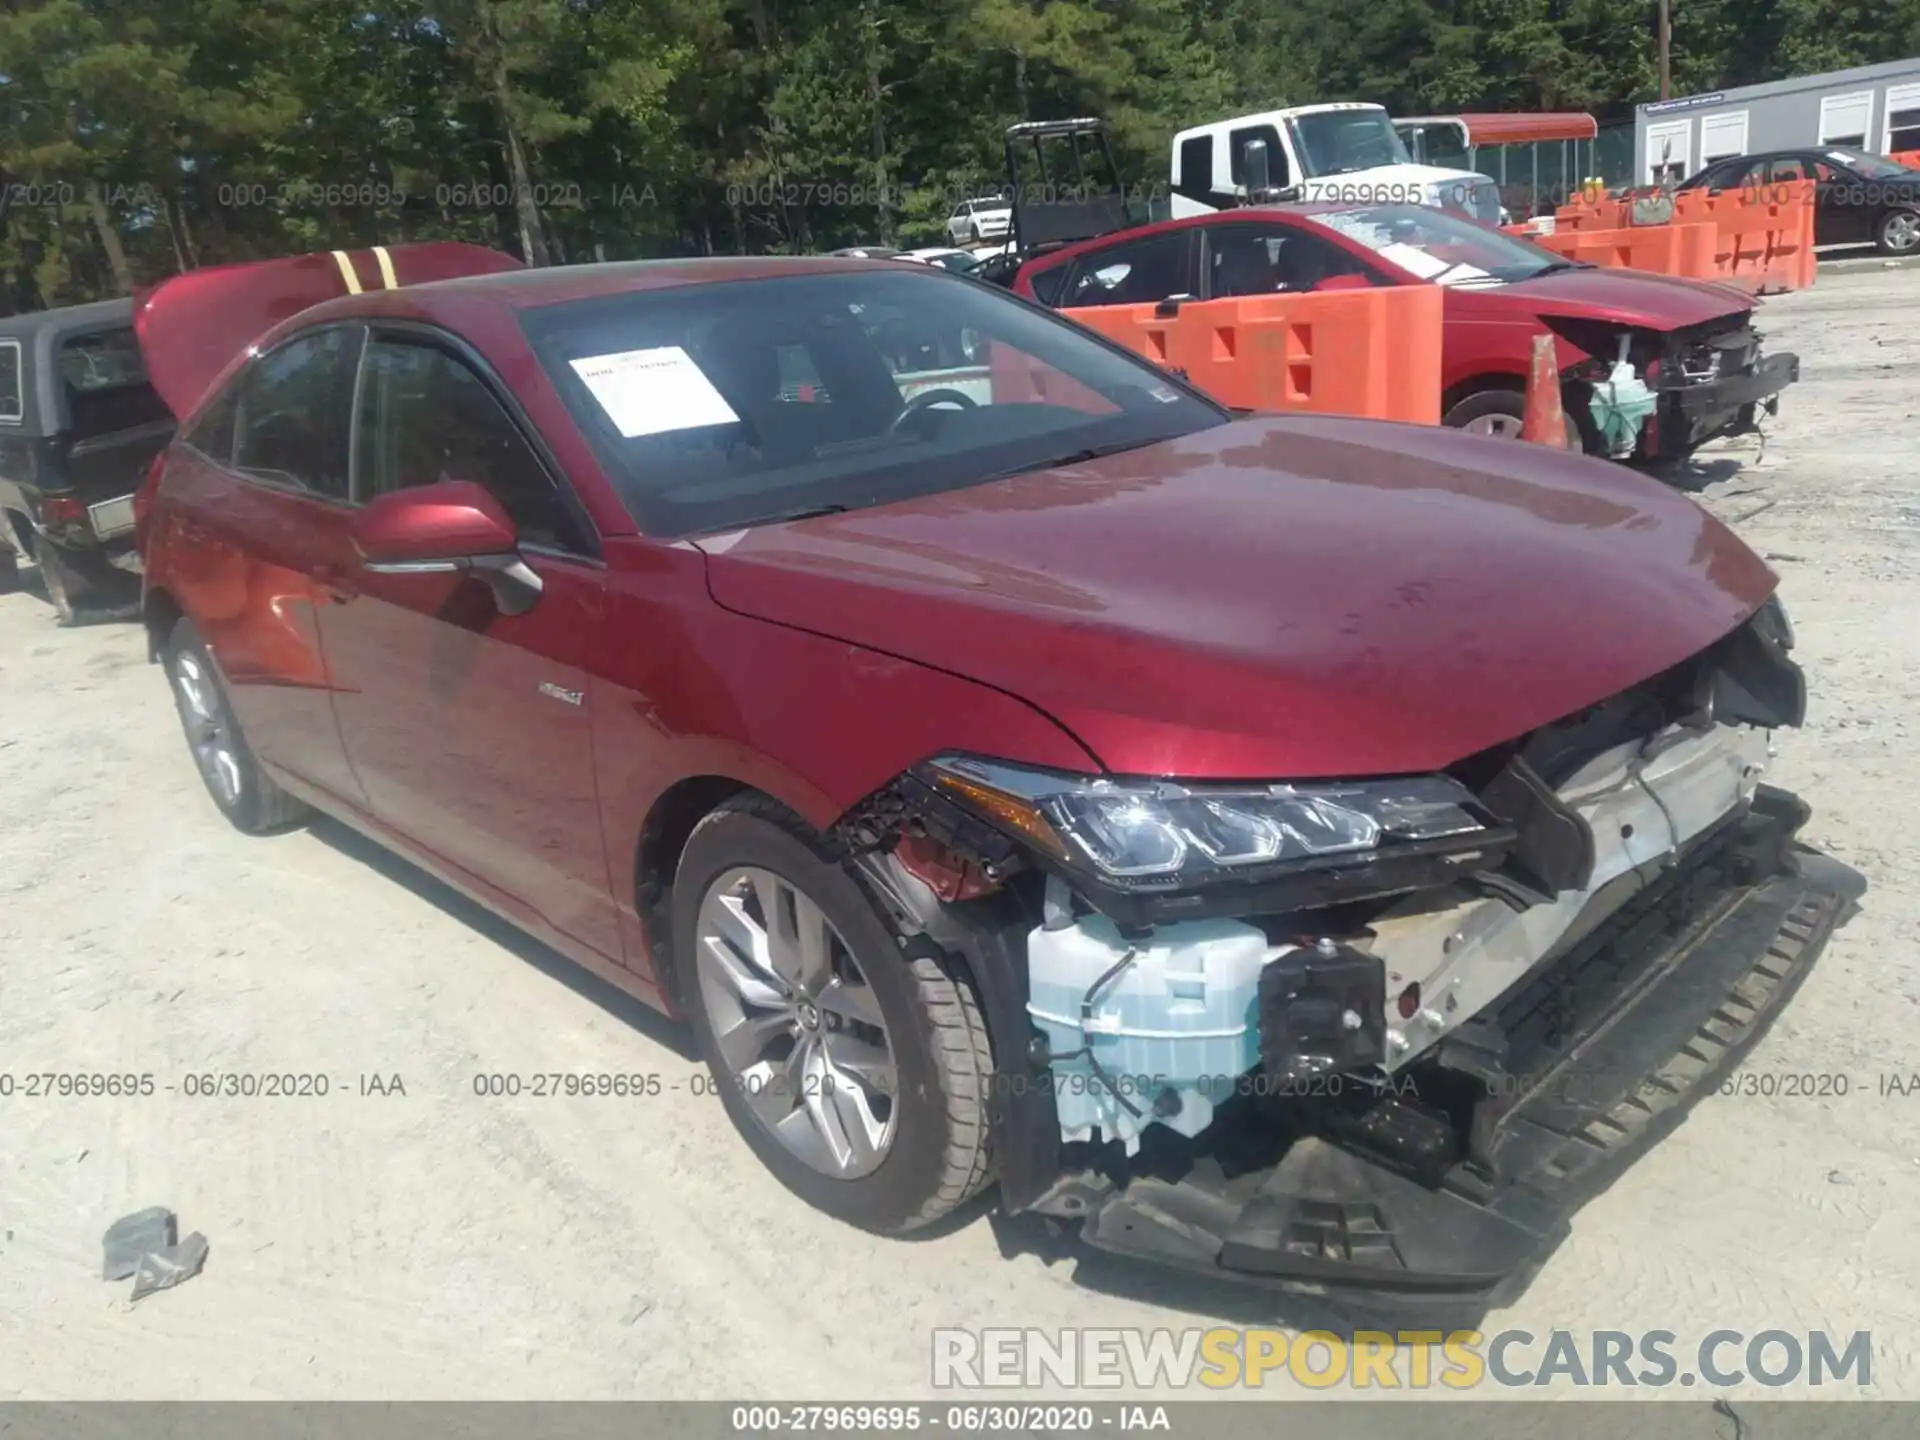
[314,327,622,959]
[158,325,370,809]
[1802,157,1868,245]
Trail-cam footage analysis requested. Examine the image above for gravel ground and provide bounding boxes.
[2,265,1917,1402]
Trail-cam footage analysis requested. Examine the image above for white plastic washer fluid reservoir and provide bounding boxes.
[1024,914,1289,1155]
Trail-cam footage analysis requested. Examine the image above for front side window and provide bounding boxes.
[1315,204,1567,287]
[1207,224,1376,297]
[354,338,588,553]
[232,327,362,498]
[521,268,1225,537]
[1227,125,1289,190]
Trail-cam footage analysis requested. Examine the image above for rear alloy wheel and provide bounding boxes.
[1444,388,1584,452]
[165,617,311,834]
[1876,208,1920,256]
[674,796,995,1233]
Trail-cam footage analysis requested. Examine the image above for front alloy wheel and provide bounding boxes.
[695,866,900,1178]
[673,796,995,1233]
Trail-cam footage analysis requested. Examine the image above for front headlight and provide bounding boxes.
[919,756,1490,888]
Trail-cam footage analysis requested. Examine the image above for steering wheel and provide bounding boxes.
[890,387,979,435]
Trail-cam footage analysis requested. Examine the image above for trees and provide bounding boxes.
[5,0,1920,308]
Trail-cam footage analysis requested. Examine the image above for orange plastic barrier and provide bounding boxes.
[1056,287,1444,424]
[1529,219,1720,279]
[1891,151,1920,169]
[1542,181,1815,292]
[1671,180,1816,292]
[1553,195,1632,230]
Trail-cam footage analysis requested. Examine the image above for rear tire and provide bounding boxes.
[38,540,101,625]
[672,794,995,1234]
[164,617,311,834]
[0,542,18,597]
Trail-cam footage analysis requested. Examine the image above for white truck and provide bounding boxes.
[1170,102,1504,225]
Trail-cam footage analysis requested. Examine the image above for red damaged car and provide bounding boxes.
[135,245,1857,1307]
[1013,202,1798,461]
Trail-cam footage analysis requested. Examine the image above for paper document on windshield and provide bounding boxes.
[570,346,739,437]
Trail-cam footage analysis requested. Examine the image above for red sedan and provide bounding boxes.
[1013,202,1798,460]
[135,250,1856,1304]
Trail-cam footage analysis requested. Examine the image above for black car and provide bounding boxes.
[0,299,175,623]
[1677,146,1920,256]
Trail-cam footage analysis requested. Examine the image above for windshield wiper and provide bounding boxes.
[742,502,851,527]
[1529,260,1592,277]
[980,434,1164,484]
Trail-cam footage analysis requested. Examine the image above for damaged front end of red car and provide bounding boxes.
[819,585,1859,1312]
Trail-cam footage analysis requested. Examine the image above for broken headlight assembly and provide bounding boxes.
[916,755,1514,920]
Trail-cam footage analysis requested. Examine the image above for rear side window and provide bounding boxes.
[1027,264,1070,308]
[0,340,21,424]
[354,338,589,554]
[182,386,239,464]
[232,327,362,499]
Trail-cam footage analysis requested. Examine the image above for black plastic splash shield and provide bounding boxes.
[1064,790,1864,1309]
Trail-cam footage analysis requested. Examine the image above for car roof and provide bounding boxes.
[0,296,136,342]
[1015,204,1361,274]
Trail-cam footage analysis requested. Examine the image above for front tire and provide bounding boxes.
[165,617,311,834]
[1875,208,1920,256]
[673,795,995,1234]
[1443,387,1584,452]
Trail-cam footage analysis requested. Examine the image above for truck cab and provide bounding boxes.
[1170,103,1503,225]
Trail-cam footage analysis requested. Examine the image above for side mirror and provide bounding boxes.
[351,479,543,616]
[1242,139,1273,200]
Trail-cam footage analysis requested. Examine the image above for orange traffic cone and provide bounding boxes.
[1520,332,1568,448]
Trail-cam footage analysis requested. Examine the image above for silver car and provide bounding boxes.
[945,196,1013,246]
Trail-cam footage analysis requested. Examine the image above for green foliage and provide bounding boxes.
[3,0,1919,306]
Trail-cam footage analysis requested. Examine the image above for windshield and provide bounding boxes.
[522,269,1226,536]
[1289,110,1414,179]
[1829,149,1911,179]
[1314,204,1565,286]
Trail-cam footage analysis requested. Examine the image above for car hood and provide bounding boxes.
[694,415,1777,781]
[1497,266,1755,329]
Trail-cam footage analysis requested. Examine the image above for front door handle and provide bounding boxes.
[313,562,358,604]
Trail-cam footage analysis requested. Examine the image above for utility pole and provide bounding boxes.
[1658,0,1672,101]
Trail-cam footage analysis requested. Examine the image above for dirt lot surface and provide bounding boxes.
[3,265,1918,1402]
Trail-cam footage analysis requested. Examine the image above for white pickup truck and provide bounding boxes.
[1170,102,1503,225]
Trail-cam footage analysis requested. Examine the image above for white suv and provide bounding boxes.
[946,196,1013,246]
